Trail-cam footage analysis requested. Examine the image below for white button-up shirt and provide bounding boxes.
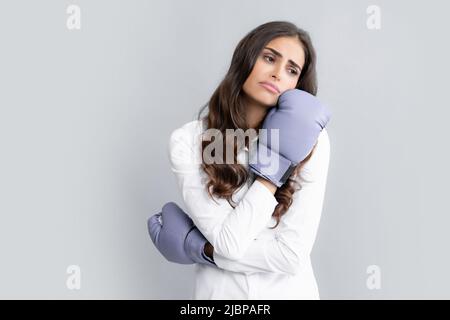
[168,118,330,300]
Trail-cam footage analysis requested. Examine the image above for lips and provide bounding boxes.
[259,81,280,94]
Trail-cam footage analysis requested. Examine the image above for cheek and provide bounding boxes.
[284,73,300,90]
[249,59,267,78]
[244,65,261,88]
[289,77,299,89]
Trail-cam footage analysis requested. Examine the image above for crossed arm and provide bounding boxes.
[169,123,330,276]
[203,176,277,260]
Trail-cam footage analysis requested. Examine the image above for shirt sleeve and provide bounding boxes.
[168,122,279,260]
[212,128,331,276]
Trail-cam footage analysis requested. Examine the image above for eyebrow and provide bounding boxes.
[264,47,303,72]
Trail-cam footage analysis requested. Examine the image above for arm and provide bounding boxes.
[256,176,278,194]
[169,122,279,260]
[209,128,331,276]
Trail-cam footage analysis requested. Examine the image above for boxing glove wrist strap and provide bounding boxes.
[248,141,297,187]
[184,227,216,266]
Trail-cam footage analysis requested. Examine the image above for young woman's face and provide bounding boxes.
[242,36,305,107]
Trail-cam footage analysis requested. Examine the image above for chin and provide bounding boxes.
[257,95,278,107]
[251,90,268,101]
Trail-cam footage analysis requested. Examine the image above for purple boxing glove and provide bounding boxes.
[147,202,216,266]
[249,89,331,187]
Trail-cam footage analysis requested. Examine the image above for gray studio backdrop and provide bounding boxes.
[0,0,449,299]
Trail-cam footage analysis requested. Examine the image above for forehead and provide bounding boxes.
[264,37,305,66]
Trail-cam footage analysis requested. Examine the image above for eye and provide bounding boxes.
[263,55,274,62]
[264,54,299,76]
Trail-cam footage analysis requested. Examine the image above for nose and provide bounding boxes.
[271,65,282,81]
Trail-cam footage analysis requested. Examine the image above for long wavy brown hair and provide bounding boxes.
[197,21,319,229]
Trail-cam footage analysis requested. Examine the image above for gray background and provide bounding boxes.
[0,0,449,299]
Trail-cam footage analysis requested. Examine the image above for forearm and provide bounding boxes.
[204,179,278,260]
[256,177,277,194]
[202,176,275,263]
[204,237,303,276]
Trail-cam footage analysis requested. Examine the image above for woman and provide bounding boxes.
[149,20,332,299]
